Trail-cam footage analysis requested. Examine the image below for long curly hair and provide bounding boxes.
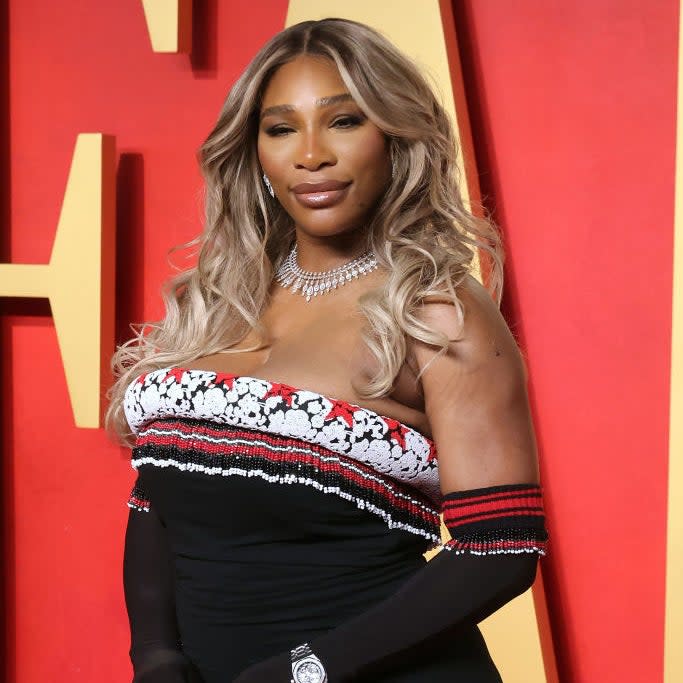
[106,17,504,444]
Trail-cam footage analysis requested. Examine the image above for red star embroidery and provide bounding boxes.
[213,372,237,390]
[264,383,298,406]
[383,417,409,450]
[427,442,438,463]
[163,368,185,384]
[136,373,147,385]
[324,399,355,428]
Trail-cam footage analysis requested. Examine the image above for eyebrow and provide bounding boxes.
[260,93,355,120]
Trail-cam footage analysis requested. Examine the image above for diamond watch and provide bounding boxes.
[290,643,328,683]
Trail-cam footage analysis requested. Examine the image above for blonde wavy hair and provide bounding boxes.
[106,17,504,445]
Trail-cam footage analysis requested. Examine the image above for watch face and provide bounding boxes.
[294,660,324,683]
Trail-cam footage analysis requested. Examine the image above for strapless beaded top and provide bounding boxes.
[125,367,443,547]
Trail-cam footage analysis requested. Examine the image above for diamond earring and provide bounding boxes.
[263,173,275,198]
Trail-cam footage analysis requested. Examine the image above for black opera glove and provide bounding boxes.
[232,482,548,683]
[133,651,203,683]
[124,486,200,683]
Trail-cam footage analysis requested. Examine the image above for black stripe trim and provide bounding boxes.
[445,506,546,522]
[443,492,542,508]
[442,483,542,501]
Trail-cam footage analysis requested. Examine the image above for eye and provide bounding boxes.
[264,125,294,137]
[332,114,365,129]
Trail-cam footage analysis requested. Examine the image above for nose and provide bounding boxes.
[294,128,336,171]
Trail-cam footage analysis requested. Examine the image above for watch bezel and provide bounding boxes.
[291,653,327,683]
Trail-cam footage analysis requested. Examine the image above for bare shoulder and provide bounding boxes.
[414,273,526,380]
[413,275,538,491]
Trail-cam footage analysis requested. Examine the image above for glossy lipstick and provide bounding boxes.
[291,180,351,209]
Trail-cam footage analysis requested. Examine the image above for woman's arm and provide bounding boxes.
[123,489,200,683]
[233,279,548,682]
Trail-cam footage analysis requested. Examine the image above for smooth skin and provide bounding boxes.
[187,55,540,493]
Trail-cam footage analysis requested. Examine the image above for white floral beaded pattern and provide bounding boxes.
[124,367,441,505]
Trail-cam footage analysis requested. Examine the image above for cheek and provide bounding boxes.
[257,137,273,174]
[257,136,285,178]
[349,133,390,200]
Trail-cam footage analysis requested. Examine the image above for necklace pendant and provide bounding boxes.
[275,243,378,303]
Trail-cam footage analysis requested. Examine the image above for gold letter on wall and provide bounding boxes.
[141,0,193,53]
[665,2,683,680]
[0,133,116,428]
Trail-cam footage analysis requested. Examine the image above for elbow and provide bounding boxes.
[499,552,539,602]
[517,552,540,592]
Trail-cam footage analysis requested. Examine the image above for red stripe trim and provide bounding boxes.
[442,496,542,513]
[138,423,340,462]
[141,420,387,466]
[136,425,439,524]
[128,496,150,509]
[443,500,544,519]
[444,498,544,513]
[139,426,340,464]
[442,487,541,506]
[141,420,333,452]
[445,509,545,526]
[442,491,545,522]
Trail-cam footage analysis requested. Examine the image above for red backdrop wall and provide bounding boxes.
[2,1,677,681]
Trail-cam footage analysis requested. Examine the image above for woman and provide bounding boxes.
[108,17,548,683]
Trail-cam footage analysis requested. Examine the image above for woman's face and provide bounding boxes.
[257,55,392,240]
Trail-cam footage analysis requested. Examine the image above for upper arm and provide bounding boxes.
[411,277,539,494]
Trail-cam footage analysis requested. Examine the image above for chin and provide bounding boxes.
[300,223,364,239]
[291,212,366,238]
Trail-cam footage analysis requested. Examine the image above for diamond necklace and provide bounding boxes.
[275,243,379,302]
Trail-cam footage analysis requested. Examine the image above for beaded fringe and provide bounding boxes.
[442,528,548,556]
[127,419,442,547]
[127,480,151,512]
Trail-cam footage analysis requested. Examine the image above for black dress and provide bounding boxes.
[125,367,503,682]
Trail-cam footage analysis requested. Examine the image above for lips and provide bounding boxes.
[291,180,350,193]
[290,179,351,209]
